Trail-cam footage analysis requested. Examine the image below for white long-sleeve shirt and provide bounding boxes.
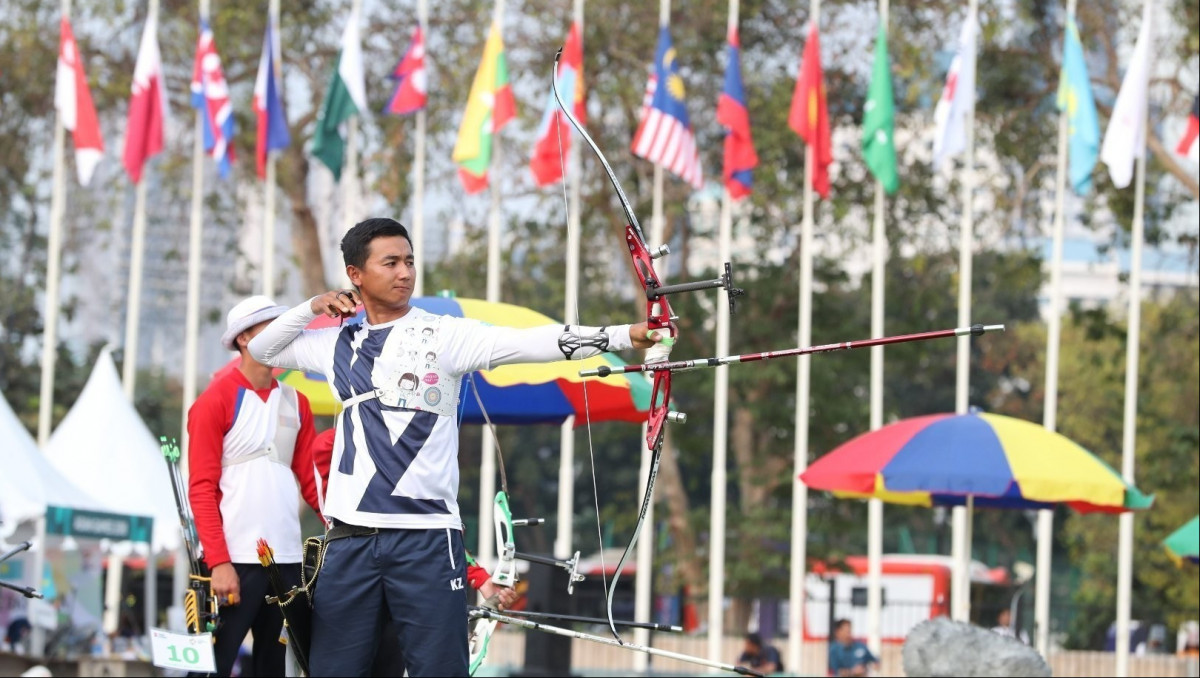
[249,300,632,530]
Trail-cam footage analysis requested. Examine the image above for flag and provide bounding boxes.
[788,22,832,198]
[453,23,517,194]
[253,19,290,179]
[122,8,168,184]
[717,27,758,200]
[312,7,368,181]
[862,21,898,195]
[631,27,703,189]
[1057,18,1100,194]
[1175,94,1198,159]
[384,25,427,116]
[190,20,236,179]
[1101,3,1153,189]
[55,14,104,186]
[932,15,977,171]
[530,22,586,187]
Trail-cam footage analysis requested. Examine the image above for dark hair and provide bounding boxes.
[834,619,851,633]
[745,632,763,647]
[341,217,412,270]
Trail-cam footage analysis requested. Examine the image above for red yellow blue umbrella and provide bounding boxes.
[214,296,651,425]
[800,411,1153,513]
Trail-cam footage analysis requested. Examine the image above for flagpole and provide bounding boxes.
[178,0,211,633]
[633,3,670,669]
[122,190,150,401]
[342,0,362,243]
[707,1,739,667]
[412,0,428,298]
[31,1,72,656]
[950,0,978,624]
[478,0,506,572]
[789,0,819,671]
[263,0,280,296]
[864,0,890,658]
[1037,0,1078,656]
[1114,84,1147,678]
[555,0,584,563]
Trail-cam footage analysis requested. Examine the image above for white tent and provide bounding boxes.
[43,347,180,552]
[0,391,109,538]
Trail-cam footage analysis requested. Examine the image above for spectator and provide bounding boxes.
[991,608,1029,644]
[828,619,879,677]
[737,632,783,674]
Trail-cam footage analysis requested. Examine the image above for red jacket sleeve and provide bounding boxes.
[187,390,231,569]
[290,395,323,520]
[311,429,336,501]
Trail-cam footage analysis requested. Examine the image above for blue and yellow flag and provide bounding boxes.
[1057,18,1100,194]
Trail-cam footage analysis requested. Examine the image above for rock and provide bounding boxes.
[902,617,1052,677]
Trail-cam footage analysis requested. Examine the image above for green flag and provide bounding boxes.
[312,8,367,180]
[863,22,898,194]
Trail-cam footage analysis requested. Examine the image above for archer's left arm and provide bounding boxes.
[443,320,669,374]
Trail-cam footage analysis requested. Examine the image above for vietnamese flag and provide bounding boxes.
[788,22,832,198]
[121,7,168,184]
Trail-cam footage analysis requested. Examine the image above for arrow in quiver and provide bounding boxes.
[257,538,316,675]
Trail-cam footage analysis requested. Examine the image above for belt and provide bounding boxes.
[340,389,384,409]
[326,520,380,542]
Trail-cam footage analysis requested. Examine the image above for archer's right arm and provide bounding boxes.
[248,293,349,373]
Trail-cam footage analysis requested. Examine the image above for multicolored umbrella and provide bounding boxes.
[213,296,651,425]
[800,411,1153,513]
[1163,515,1199,565]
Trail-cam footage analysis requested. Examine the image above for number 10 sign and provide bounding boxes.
[150,628,217,673]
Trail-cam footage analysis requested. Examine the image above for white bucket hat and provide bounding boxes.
[221,295,289,351]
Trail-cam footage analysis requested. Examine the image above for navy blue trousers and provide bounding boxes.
[310,527,468,677]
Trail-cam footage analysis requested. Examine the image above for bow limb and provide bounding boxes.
[551,50,676,643]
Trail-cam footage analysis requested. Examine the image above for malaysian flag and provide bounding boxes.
[631,27,702,189]
[190,20,235,178]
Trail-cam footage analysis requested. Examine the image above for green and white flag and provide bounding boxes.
[862,21,898,194]
[312,6,367,180]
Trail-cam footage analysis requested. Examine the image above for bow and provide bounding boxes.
[549,49,745,644]
[160,436,219,638]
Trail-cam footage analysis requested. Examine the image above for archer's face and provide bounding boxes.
[348,235,415,311]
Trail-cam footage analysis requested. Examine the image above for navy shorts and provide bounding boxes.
[310,527,468,677]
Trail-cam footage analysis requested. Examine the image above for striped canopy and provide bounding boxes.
[801,411,1153,513]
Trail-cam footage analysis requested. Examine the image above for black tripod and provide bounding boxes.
[0,541,43,599]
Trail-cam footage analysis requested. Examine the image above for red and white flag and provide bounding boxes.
[932,15,977,171]
[122,8,168,184]
[55,15,104,186]
[384,25,427,116]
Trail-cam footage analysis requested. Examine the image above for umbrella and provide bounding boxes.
[1163,515,1199,565]
[213,296,651,425]
[800,411,1153,512]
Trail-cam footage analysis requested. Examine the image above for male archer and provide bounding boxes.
[187,296,324,677]
[249,217,670,676]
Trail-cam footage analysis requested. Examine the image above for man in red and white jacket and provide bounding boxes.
[187,296,324,677]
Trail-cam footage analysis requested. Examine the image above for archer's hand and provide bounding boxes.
[629,322,674,351]
[478,581,519,611]
[310,289,361,319]
[210,563,240,606]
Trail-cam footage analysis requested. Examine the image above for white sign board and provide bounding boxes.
[149,628,217,673]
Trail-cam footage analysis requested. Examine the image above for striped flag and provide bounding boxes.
[253,18,290,179]
[631,27,703,189]
[191,20,236,178]
[717,27,757,199]
[530,22,585,187]
[384,25,427,116]
[788,22,832,198]
[55,14,104,186]
[453,23,516,194]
